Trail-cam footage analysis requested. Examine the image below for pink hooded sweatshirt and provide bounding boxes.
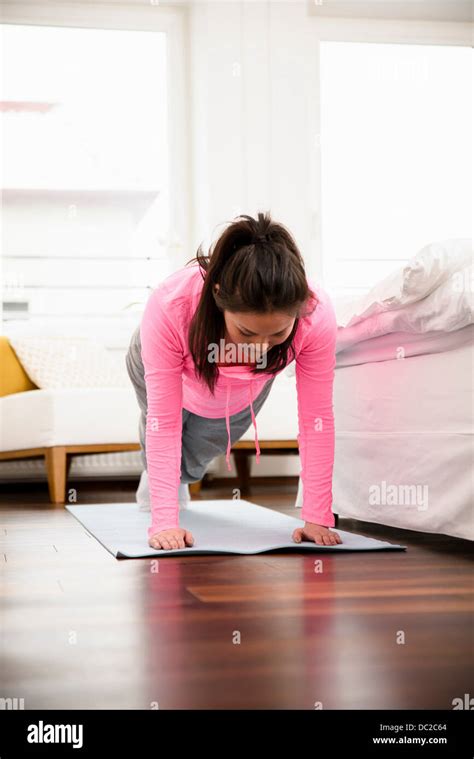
[139,262,337,539]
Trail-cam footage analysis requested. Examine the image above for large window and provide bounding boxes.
[319,41,472,297]
[2,23,170,347]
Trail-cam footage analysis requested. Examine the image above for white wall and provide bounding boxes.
[188,1,322,284]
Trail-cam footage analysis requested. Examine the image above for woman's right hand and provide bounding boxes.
[148,528,194,551]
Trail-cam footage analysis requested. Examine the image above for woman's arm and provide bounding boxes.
[140,290,185,539]
[295,290,338,528]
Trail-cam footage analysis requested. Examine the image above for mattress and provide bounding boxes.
[336,323,474,368]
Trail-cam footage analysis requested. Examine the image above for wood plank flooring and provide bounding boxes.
[1,478,472,710]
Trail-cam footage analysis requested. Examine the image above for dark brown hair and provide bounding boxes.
[185,210,318,395]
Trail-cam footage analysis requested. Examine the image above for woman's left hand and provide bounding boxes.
[292,521,343,546]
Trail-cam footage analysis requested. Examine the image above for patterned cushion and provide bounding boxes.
[7,335,130,389]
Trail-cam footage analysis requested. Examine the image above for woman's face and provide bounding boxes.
[213,284,295,353]
[222,309,295,354]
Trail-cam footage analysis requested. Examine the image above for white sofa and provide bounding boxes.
[0,386,143,502]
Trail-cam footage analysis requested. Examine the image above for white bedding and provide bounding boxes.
[331,341,473,541]
[336,262,472,352]
[335,238,472,329]
[336,323,474,367]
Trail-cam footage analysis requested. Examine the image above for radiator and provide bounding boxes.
[0,450,222,482]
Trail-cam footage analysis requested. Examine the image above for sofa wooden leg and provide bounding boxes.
[189,481,202,497]
[234,450,250,496]
[44,446,67,504]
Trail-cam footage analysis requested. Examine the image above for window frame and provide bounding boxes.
[1,0,192,268]
[305,15,472,286]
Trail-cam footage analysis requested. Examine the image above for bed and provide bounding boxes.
[295,238,473,541]
[331,326,473,541]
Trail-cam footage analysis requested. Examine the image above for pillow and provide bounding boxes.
[7,335,130,389]
[337,261,473,352]
[0,336,38,396]
[337,238,472,328]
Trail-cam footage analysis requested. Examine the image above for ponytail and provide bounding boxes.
[185,210,318,394]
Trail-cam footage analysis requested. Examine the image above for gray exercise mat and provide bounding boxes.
[65,499,406,558]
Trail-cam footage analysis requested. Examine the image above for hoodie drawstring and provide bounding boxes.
[225,380,261,472]
[225,382,232,471]
[248,380,261,464]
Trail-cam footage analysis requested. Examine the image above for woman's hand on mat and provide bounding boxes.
[148,528,195,551]
[292,522,342,546]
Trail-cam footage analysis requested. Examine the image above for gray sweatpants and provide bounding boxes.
[124,324,275,483]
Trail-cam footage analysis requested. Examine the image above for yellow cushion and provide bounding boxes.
[0,336,38,396]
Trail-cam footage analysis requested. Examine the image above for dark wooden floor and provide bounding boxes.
[1,477,472,710]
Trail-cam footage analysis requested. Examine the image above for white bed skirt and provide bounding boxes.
[297,338,473,541]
